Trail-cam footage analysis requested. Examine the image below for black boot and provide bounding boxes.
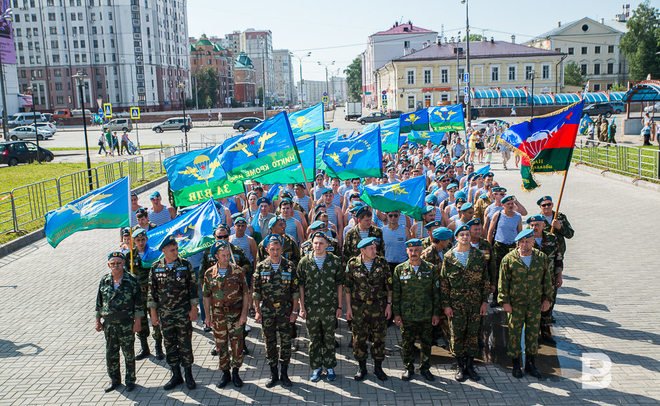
[455,356,467,382]
[373,360,388,381]
[265,364,279,388]
[184,366,196,389]
[232,367,243,387]
[243,334,250,355]
[104,380,120,392]
[512,357,523,379]
[135,337,150,360]
[401,367,414,381]
[540,325,557,346]
[217,370,231,388]
[154,340,164,360]
[280,363,292,387]
[354,360,367,381]
[525,355,542,379]
[465,356,481,382]
[163,366,183,390]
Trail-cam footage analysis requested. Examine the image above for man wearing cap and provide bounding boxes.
[411,206,436,240]
[488,195,523,307]
[421,227,454,348]
[130,228,164,361]
[344,237,392,382]
[255,197,275,242]
[537,196,574,259]
[301,221,339,256]
[253,234,300,388]
[448,202,475,231]
[148,236,198,390]
[96,252,143,392]
[130,192,142,227]
[441,225,489,382]
[229,217,257,268]
[382,210,410,272]
[147,191,176,227]
[527,215,563,344]
[467,218,496,294]
[255,216,301,268]
[342,205,385,267]
[473,186,492,223]
[297,231,344,382]
[498,229,553,379]
[320,187,344,235]
[133,208,157,232]
[393,239,441,381]
[420,219,443,249]
[203,241,250,389]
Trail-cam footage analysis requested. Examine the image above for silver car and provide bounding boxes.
[151,117,192,133]
[102,118,133,132]
[9,126,53,141]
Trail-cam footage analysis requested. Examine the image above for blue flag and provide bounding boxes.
[45,177,130,248]
[266,185,281,202]
[379,119,402,154]
[322,126,383,180]
[289,103,325,140]
[408,130,445,146]
[461,164,491,195]
[399,109,429,133]
[141,199,221,267]
[220,134,244,152]
[255,137,316,184]
[314,128,339,171]
[428,104,466,132]
[360,175,427,220]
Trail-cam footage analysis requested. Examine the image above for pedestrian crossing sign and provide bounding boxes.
[322,96,329,104]
[103,103,112,118]
[130,107,140,120]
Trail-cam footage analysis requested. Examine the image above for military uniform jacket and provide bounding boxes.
[440,247,490,309]
[201,243,252,277]
[421,245,450,268]
[96,272,144,320]
[131,222,157,233]
[253,257,300,316]
[300,236,340,257]
[392,260,441,322]
[202,263,248,313]
[344,255,392,308]
[472,238,496,285]
[497,248,553,306]
[129,247,152,289]
[256,234,301,265]
[148,257,198,313]
[474,196,492,222]
[342,225,385,268]
[535,231,564,275]
[297,253,343,317]
[543,211,574,256]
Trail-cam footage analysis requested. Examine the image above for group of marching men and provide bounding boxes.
[95,139,573,393]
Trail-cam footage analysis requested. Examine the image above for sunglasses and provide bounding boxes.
[235,223,246,227]
[215,235,229,239]
[541,203,553,208]
[388,213,400,218]
[108,262,123,267]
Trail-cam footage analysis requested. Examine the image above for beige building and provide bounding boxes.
[376,39,564,112]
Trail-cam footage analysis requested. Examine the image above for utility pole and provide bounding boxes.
[462,0,471,123]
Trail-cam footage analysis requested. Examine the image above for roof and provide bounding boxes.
[235,53,254,69]
[623,80,660,102]
[534,17,624,40]
[213,43,225,52]
[195,38,213,47]
[372,23,436,36]
[395,40,562,62]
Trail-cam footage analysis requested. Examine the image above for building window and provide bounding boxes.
[607,63,614,75]
[458,68,464,80]
[407,95,415,109]
[441,68,448,83]
[407,70,415,85]
[441,93,449,102]
[594,46,600,54]
[580,64,587,75]
[608,45,614,53]
[49,27,56,35]
[55,83,62,91]
[423,69,431,84]
[593,63,600,75]
[491,66,499,81]
[542,65,550,79]
[581,46,587,55]
[554,47,561,53]
[424,94,432,107]
[568,47,574,55]
[48,12,55,21]
[56,96,64,104]
[404,40,410,49]
[593,84,600,91]
[525,65,533,80]
[52,55,60,63]
[508,66,516,81]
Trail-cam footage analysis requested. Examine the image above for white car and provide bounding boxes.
[643,102,660,114]
[28,122,57,135]
[471,118,509,132]
[9,126,53,141]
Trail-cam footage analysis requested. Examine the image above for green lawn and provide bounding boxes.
[574,145,659,182]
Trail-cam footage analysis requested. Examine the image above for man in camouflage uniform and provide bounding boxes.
[253,234,300,388]
[421,220,443,249]
[132,207,158,232]
[300,220,340,256]
[393,239,441,382]
[342,205,384,270]
[421,227,453,348]
[95,252,143,392]
[202,241,250,389]
[441,225,489,382]
[467,218,496,294]
[129,228,164,361]
[344,237,392,382]
[297,231,344,382]
[527,215,564,345]
[148,236,198,390]
[497,229,553,379]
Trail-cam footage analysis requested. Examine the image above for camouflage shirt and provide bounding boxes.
[147,257,198,313]
[297,253,343,316]
[344,255,391,307]
[96,272,144,320]
[421,245,450,268]
[253,257,300,316]
[201,242,252,278]
[440,247,490,308]
[534,231,564,275]
[543,211,574,256]
[471,238,496,288]
[474,195,492,222]
[497,248,553,306]
[342,225,384,268]
[202,263,248,312]
[392,260,441,322]
[256,234,301,265]
[129,247,151,289]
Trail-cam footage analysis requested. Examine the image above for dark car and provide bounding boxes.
[387,110,404,119]
[610,101,625,114]
[233,117,263,132]
[0,141,54,166]
[357,112,388,125]
[583,103,615,117]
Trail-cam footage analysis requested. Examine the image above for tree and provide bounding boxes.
[564,62,585,87]
[344,56,362,102]
[620,1,660,81]
[462,34,484,42]
[193,67,220,108]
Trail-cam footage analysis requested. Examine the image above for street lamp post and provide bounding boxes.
[290,52,311,106]
[72,70,94,191]
[461,0,471,123]
[0,7,13,141]
[317,60,335,108]
[30,78,40,163]
[529,70,536,118]
[177,81,188,151]
[453,33,461,104]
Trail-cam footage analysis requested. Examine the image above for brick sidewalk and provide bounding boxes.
[1,164,659,405]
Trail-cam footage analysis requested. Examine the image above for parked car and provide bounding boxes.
[357,112,388,125]
[9,125,53,140]
[7,112,47,128]
[643,102,660,113]
[469,107,480,120]
[152,117,193,133]
[0,141,54,165]
[28,122,57,136]
[42,113,55,123]
[53,109,73,119]
[471,118,509,132]
[71,109,93,118]
[583,103,614,117]
[102,118,133,132]
[387,110,404,119]
[233,117,263,131]
[609,101,625,114]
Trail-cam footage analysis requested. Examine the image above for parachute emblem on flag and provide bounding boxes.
[291,116,312,129]
[178,154,221,185]
[524,130,553,160]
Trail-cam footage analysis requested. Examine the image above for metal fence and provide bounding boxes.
[574,139,660,181]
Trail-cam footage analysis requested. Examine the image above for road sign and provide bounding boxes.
[103,103,112,118]
[463,86,470,95]
[382,101,388,108]
[463,73,470,83]
[381,90,387,95]
[364,91,372,95]
[130,106,140,120]
[381,93,387,101]
[323,91,328,96]
[322,96,329,103]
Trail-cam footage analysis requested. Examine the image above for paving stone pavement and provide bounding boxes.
[1,160,659,405]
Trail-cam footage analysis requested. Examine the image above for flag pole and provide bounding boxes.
[127,176,134,274]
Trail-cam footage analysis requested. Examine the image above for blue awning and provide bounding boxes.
[623,81,660,102]
[499,88,527,98]
[554,93,581,105]
[609,91,626,101]
[530,94,554,105]
[473,89,500,99]
[583,92,609,103]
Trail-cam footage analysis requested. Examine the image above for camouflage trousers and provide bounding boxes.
[540,273,559,327]
[432,315,451,346]
[103,320,136,384]
[400,320,433,371]
[507,302,542,358]
[492,242,515,298]
[351,303,387,362]
[449,300,482,357]
[212,310,244,371]
[137,285,162,341]
[160,310,194,368]
[305,310,337,369]
[262,312,291,366]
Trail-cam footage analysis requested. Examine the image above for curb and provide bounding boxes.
[0,175,168,259]
[574,163,660,193]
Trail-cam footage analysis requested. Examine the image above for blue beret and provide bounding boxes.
[210,240,229,257]
[158,235,178,251]
[320,187,333,195]
[466,218,482,227]
[234,216,247,224]
[454,224,471,237]
[455,162,464,167]
[405,238,423,247]
[424,220,442,230]
[436,174,447,181]
[515,228,534,242]
[215,223,229,232]
[121,227,131,236]
[460,202,474,212]
[422,205,435,215]
[473,173,484,180]
[348,202,365,213]
[357,237,378,249]
[501,195,515,204]
[107,251,125,261]
[447,183,458,190]
[355,205,372,218]
[263,234,284,247]
[455,191,467,200]
[257,197,270,206]
[455,196,467,204]
[149,191,161,199]
[486,172,494,177]
[279,197,293,207]
[281,191,293,199]
[526,214,547,224]
[536,195,553,206]
[425,194,438,205]
[432,227,453,241]
[268,216,283,229]
[492,186,507,193]
[309,220,325,230]
[231,212,244,220]
[479,193,489,200]
[132,228,146,238]
[310,231,329,241]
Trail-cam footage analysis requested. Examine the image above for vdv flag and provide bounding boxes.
[379,119,402,154]
[360,175,427,220]
[428,104,465,132]
[141,199,221,267]
[289,103,325,140]
[322,126,383,180]
[219,111,300,183]
[408,130,445,146]
[314,128,339,171]
[256,137,316,184]
[164,145,243,208]
[399,109,429,133]
[45,177,130,247]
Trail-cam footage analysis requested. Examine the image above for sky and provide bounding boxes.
[187,0,644,82]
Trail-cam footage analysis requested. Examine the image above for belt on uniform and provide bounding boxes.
[102,312,131,321]
[213,301,242,313]
[494,241,516,249]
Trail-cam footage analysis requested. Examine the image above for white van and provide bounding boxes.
[7,112,47,128]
